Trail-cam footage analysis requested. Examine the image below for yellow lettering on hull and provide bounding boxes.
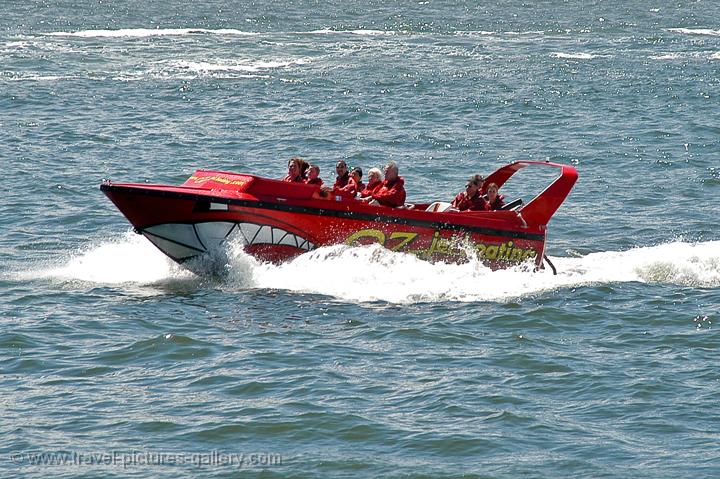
[345,228,538,263]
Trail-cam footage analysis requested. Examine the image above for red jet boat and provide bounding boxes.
[101,161,577,274]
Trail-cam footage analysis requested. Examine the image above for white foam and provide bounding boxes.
[668,28,720,37]
[5,74,67,82]
[46,28,259,38]
[110,57,307,81]
[649,52,685,60]
[168,58,309,74]
[455,30,544,37]
[551,241,720,289]
[15,232,190,285]
[2,40,32,50]
[649,51,720,61]
[505,30,545,36]
[239,240,720,303]
[308,28,394,36]
[550,52,600,60]
[244,243,514,303]
[1,39,79,54]
[14,235,720,303]
[455,31,496,36]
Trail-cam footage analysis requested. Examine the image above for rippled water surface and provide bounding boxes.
[2,1,719,478]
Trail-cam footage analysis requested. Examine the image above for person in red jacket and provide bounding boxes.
[282,157,307,182]
[331,160,357,198]
[451,174,487,211]
[485,182,505,210]
[332,160,350,188]
[359,167,383,198]
[350,167,365,194]
[305,165,323,186]
[360,161,406,207]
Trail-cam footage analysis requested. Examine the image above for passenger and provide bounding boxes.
[282,157,307,183]
[360,161,406,207]
[485,182,505,210]
[332,160,350,189]
[350,167,365,193]
[451,174,487,211]
[331,160,357,198]
[305,165,323,186]
[359,167,383,198]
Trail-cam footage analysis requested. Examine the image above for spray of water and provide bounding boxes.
[13,233,720,303]
[14,232,192,285]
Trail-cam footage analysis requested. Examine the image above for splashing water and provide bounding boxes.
[14,232,191,285]
[13,234,720,303]
[245,241,720,302]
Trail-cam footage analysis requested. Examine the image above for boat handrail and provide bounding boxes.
[484,161,577,226]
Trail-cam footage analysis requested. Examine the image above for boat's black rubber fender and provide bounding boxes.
[544,254,557,275]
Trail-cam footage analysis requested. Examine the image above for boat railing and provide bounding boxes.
[484,161,577,226]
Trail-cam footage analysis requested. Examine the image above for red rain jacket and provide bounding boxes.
[486,195,506,211]
[332,173,355,198]
[451,191,487,211]
[359,179,383,198]
[372,177,406,207]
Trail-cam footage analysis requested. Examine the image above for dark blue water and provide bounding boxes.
[2,2,719,477]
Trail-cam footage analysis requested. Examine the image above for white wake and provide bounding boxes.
[13,233,720,303]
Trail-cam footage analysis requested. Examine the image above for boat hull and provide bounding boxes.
[102,186,544,271]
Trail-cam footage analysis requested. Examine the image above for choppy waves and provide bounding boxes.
[4,25,719,86]
[44,27,543,38]
[47,28,260,38]
[3,3,720,476]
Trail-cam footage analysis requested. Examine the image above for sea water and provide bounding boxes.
[1,1,719,477]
